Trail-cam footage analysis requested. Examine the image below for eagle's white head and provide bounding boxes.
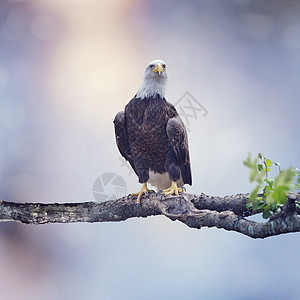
[136,59,168,100]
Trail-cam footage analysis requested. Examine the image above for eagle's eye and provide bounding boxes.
[149,64,154,69]
[162,64,166,69]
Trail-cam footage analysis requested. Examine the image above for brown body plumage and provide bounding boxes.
[114,59,192,203]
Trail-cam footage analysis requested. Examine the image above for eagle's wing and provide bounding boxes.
[113,111,138,175]
[166,115,192,185]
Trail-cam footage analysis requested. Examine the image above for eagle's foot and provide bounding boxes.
[130,183,153,205]
[161,181,183,198]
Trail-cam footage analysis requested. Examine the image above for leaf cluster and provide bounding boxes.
[244,153,300,219]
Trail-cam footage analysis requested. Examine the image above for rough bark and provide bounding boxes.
[0,193,299,239]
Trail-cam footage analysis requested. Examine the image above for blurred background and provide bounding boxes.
[0,0,300,299]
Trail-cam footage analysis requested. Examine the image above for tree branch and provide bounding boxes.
[0,192,299,239]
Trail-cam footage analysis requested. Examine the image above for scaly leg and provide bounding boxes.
[161,181,183,197]
[131,182,153,205]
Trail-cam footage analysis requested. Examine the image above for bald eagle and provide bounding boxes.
[114,59,192,204]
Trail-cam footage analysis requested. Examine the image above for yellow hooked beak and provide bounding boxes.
[152,63,164,75]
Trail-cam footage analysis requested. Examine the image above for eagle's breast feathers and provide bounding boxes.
[114,95,192,189]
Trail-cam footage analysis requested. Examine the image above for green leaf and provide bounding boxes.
[244,153,267,206]
[249,184,263,204]
[250,168,257,182]
[265,159,272,167]
[290,184,300,190]
[264,185,273,194]
[246,202,252,209]
[258,153,263,160]
[276,168,295,186]
[264,178,274,187]
[262,209,272,219]
[272,186,289,204]
[257,201,265,210]
[265,167,295,205]
[258,164,264,172]
[265,167,270,172]
[270,201,277,210]
[253,201,264,211]
[243,154,252,167]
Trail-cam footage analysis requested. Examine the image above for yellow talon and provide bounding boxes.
[131,182,152,205]
[162,181,183,197]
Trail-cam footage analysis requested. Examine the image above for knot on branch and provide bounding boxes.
[283,196,296,213]
[159,195,201,218]
[270,193,300,222]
